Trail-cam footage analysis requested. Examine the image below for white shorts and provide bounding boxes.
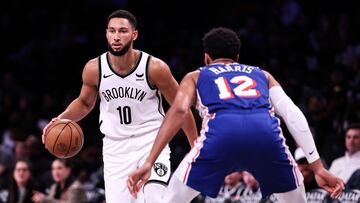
[102,135,171,203]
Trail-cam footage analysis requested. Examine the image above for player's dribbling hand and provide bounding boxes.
[314,168,345,199]
[41,117,59,145]
[127,161,152,199]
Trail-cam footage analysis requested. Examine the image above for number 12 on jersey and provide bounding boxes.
[214,75,260,100]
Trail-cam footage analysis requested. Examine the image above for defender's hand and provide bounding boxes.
[127,162,152,199]
[314,168,344,199]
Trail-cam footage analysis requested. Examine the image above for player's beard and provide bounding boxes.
[108,40,132,56]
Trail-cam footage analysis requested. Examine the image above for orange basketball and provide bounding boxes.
[44,119,84,158]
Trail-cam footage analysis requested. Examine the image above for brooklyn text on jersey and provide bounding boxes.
[101,86,147,102]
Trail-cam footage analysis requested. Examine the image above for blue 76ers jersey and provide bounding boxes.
[179,63,302,197]
[196,63,271,114]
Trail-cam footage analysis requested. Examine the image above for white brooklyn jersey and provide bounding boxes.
[98,51,165,140]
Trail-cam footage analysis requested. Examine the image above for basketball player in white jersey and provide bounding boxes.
[41,9,198,203]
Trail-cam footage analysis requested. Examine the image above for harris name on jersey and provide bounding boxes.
[208,64,256,75]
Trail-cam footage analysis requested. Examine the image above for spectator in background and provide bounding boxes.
[294,147,318,192]
[0,130,28,190]
[6,158,36,203]
[25,135,51,178]
[345,169,360,190]
[329,123,360,184]
[241,171,260,190]
[13,141,29,160]
[0,147,12,190]
[32,159,87,203]
[204,171,260,203]
[205,172,244,203]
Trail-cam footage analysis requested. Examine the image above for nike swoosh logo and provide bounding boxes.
[103,74,114,78]
[136,73,144,77]
[309,149,315,155]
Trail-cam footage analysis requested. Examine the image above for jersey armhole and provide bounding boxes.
[97,55,102,91]
[260,69,270,89]
[146,55,157,90]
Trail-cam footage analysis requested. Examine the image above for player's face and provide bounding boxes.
[51,160,71,183]
[345,129,360,154]
[106,18,138,56]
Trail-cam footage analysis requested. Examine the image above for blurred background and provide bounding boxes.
[1,0,359,202]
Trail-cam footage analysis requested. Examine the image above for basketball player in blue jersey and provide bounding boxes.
[127,27,345,202]
[41,10,198,203]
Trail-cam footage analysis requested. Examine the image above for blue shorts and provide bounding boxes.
[176,109,302,198]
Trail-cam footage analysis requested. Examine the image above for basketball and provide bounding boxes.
[44,119,84,158]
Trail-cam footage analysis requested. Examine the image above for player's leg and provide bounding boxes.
[143,182,166,202]
[162,156,201,203]
[163,174,200,203]
[241,112,305,199]
[104,176,143,203]
[102,137,145,203]
[273,183,307,203]
[141,145,171,202]
[162,132,231,203]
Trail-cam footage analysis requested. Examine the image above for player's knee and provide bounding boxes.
[143,182,166,202]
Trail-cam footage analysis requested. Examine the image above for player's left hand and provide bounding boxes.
[127,161,152,199]
[314,168,345,199]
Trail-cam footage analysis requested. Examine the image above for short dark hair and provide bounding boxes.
[55,158,73,168]
[107,9,137,29]
[202,27,241,61]
[297,158,308,165]
[346,123,360,132]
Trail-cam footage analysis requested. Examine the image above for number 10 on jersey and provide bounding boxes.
[117,106,132,124]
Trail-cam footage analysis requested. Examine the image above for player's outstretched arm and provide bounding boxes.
[264,70,344,198]
[42,59,99,143]
[265,70,319,163]
[128,71,197,198]
[149,58,198,147]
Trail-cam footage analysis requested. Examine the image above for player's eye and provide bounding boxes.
[119,28,129,33]
[107,29,116,33]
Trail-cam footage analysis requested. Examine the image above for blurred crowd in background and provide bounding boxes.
[1,0,360,202]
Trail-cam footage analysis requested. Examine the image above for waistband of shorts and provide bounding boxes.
[214,108,270,114]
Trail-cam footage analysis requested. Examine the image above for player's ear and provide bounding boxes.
[132,30,138,41]
[204,53,211,65]
[235,54,239,62]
